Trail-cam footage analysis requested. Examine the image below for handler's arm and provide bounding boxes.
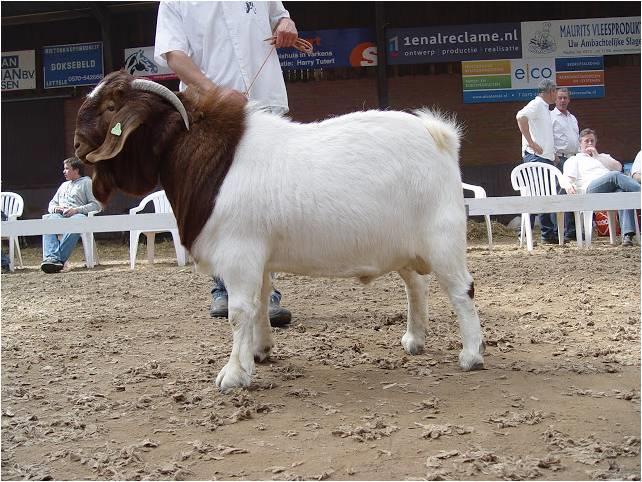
[165,51,248,106]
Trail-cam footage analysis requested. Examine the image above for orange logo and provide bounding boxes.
[350,42,377,67]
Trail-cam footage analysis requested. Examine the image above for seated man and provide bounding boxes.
[41,157,101,273]
[631,150,641,183]
[1,211,10,273]
[563,129,640,247]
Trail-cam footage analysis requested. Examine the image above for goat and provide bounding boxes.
[74,70,485,391]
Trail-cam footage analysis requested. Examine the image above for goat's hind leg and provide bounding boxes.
[428,242,485,371]
[215,271,263,391]
[398,268,428,355]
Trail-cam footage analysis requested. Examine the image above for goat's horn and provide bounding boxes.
[131,78,189,130]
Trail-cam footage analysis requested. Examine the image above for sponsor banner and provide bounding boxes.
[124,47,177,80]
[2,50,36,91]
[462,56,604,103]
[43,42,103,88]
[387,23,521,64]
[278,28,376,70]
[522,17,640,58]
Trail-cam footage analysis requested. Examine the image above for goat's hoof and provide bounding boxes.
[253,345,273,363]
[459,350,484,371]
[401,332,425,355]
[215,362,252,391]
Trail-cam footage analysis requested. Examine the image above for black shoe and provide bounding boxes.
[541,237,558,245]
[209,295,228,318]
[268,295,291,327]
[622,233,635,247]
[41,259,63,273]
[209,294,292,327]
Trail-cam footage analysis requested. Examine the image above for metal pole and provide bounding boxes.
[375,2,388,109]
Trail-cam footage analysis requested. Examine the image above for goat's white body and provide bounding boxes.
[194,109,466,277]
[189,108,485,391]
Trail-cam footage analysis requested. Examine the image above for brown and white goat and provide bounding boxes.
[74,70,485,391]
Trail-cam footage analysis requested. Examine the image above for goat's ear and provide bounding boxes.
[86,109,142,163]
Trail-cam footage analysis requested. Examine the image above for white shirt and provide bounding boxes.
[631,151,641,178]
[155,1,290,112]
[516,95,555,161]
[563,152,618,192]
[550,107,579,157]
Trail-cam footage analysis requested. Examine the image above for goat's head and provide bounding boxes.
[74,70,190,203]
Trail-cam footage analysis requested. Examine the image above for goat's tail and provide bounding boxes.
[413,108,462,159]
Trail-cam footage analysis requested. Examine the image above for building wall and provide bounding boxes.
[285,62,641,196]
[3,2,640,215]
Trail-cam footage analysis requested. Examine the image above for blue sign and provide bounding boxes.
[555,56,603,71]
[43,42,103,88]
[464,86,605,104]
[278,28,376,70]
[387,23,522,64]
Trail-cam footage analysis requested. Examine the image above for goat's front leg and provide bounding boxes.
[215,275,263,391]
[253,270,274,362]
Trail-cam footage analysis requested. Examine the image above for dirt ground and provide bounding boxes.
[1,222,640,481]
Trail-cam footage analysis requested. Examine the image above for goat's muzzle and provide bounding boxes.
[73,133,93,163]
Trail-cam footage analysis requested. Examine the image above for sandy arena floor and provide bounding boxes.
[1,223,640,480]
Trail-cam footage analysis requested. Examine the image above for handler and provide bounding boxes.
[154,1,299,326]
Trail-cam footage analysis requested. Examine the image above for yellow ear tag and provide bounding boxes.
[110,122,122,136]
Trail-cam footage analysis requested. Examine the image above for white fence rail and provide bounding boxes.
[1,192,639,237]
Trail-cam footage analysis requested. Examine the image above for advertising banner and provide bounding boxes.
[2,50,36,91]
[462,56,604,103]
[278,28,376,70]
[522,17,640,58]
[386,23,522,64]
[43,42,103,88]
[124,47,177,80]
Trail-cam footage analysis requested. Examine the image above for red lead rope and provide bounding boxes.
[243,36,314,97]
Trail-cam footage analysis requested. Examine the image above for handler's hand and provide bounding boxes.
[274,18,298,48]
[220,87,248,107]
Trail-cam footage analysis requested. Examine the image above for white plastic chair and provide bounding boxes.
[510,162,582,252]
[129,190,187,269]
[1,192,25,271]
[462,182,493,249]
[41,210,100,268]
[574,189,640,248]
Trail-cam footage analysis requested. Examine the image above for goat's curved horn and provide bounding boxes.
[131,78,189,130]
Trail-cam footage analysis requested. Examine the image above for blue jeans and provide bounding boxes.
[523,152,557,239]
[586,171,641,236]
[212,276,282,303]
[1,211,9,271]
[557,155,576,239]
[42,213,84,263]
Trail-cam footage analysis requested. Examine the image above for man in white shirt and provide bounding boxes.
[564,129,640,247]
[551,87,580,168]
[516,79,558,242]
[550,87,580,240]
[154,1,298,326]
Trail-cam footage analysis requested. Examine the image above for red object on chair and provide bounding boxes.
[595,211,621,237]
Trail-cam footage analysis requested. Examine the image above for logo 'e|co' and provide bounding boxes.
[514,63,554,82]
